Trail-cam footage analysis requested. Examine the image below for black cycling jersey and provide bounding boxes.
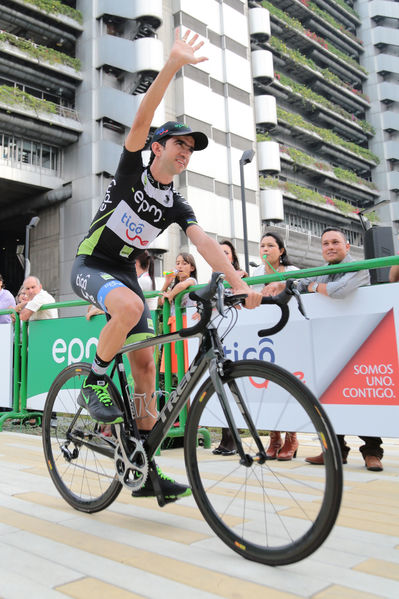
[77,147,198,264]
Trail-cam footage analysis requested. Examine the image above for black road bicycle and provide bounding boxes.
[42,273,343,566]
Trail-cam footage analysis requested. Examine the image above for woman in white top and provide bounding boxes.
[252,232,298,297]
[253,231,300,461]
[212,240,248,456]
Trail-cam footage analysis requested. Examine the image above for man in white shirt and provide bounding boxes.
[16,276,58,321]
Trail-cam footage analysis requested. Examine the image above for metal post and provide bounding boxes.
[24,216,40,277]
[239,150,255,274]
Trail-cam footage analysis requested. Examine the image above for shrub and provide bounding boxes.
[22,0,83,25]
[0,31,80,70]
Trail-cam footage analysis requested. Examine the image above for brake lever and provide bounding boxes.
[216,276,226,317]
[291,282,309,320]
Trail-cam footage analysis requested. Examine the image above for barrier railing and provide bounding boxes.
[0,309,20,427]
[1,255,398,434]
[171,254,399,441]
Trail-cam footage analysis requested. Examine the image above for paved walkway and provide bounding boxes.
[0,431,398,599]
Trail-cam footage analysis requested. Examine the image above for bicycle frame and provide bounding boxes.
[112,322,235,459]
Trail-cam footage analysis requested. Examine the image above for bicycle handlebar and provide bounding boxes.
[178,275,306,339]
[257,294,290,337]
[179,272,223,338]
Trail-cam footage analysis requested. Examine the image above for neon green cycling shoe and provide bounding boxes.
[77,378,123,424]
[132,466,191,503]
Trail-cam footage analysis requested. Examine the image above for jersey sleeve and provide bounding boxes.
[173,194,199,233]
[115,146,144,177]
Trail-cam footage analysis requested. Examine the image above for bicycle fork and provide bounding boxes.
[209,358,268,465]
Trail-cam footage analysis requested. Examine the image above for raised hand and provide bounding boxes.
[169,28,208,68]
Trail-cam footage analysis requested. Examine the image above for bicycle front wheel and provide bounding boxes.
[42,362,122,513]
[185,359,342,565]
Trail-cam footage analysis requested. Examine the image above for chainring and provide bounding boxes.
[114,435,149,491]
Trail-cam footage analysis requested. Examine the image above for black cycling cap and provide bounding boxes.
[149,121,208,151]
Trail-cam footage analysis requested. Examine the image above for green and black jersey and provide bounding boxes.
[77,147,198,264]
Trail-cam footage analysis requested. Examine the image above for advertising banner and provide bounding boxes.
[26,315,106,410]
[187,282,399,437]
[0,324,14,408]
[26,312,156,410]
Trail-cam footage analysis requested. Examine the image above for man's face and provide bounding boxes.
[24,277,42,300]
[157,135,195,174]
[321,230,350,264]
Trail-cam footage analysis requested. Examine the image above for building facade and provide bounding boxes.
[252,0,381,266]
[357,0,399,235]
[0,0,389,299]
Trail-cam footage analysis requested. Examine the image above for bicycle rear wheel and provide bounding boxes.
[42,362,122,513]
[185,359,342,565]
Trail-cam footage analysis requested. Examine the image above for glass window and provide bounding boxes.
[22,140,32,164]
[42,144,51,169]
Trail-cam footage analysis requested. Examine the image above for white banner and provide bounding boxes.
[0,324,14,409]
[187,282,399,437]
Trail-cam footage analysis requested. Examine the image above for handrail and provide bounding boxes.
[30,254,399,316]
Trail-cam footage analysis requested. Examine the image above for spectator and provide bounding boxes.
[297,227,383,472]
[389,262,399,283]
[86,304,104,320]
[220,240,248,279]
[252,232,299,297]
[15,276,58,321]
[159,253,197,374]
[252,232,300,461]
[0,274,16,324]
[158,253,197,313]
[135,251,158,312]
[213,240,247,456]
[15,285,28,305]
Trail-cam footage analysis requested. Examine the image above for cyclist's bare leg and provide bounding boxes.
[127,347,156,431]
[78,287,144,424]
[97,287,144,360]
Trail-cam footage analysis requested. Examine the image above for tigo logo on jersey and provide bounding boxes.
[121,213,148,245]
[107,201,161,249]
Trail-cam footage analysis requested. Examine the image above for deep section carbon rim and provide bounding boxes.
[185,360,342,565]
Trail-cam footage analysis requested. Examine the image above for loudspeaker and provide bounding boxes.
[364,226,395,284]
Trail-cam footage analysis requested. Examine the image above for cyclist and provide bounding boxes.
[71,29,261,502]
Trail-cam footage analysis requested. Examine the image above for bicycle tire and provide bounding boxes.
[42,362,122,513]
[184,359,343,565]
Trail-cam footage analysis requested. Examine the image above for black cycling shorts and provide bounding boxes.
[71,254,155,343]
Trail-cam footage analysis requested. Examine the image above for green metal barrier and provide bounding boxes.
[0,309,21,428]
[1,255,398,434]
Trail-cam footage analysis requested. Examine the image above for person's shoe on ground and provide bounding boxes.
[77,378,123,424]
[364,455,383,471]
[277,432,298,461]
[266,431,283,459]
[132,466,191,503]
[212,445,236,456]
[213,428,236,456]
[305,452,348,465]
